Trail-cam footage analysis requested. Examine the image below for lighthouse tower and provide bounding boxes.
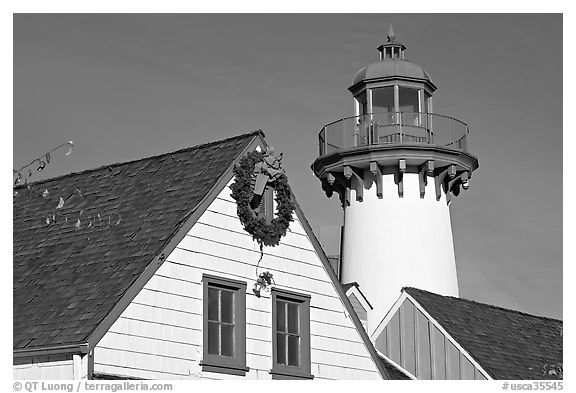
[312,27,479,335]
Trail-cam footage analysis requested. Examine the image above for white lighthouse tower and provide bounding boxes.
[312,27,479,335]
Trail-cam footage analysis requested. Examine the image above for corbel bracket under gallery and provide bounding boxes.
[434,165,456,201]
[394,159,407,198]
[417,160,435,199]
[369,161,383,199]
[446,170,471,205]
[343,166,364,202]
[322,171,350,207]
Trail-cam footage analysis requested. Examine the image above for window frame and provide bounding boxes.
[201,274,248,376]
[270,288,313,380]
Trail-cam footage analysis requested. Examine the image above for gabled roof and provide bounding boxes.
[13,131,262,350]
[342,281,373,310]
[403,287,563,380]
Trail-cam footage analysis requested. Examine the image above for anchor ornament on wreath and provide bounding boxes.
[230,147,295,297]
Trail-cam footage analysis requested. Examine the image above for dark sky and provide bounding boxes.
[13,14,562,319]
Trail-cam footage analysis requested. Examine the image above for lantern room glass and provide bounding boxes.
[355,85,433,119]
[372,87,395,113]
[398,87,419,113]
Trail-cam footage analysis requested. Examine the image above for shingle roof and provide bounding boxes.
[13,131,261,350]
[378,356,412,380]
[403,287,563,380]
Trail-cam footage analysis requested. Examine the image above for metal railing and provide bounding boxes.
[318,112,470,157]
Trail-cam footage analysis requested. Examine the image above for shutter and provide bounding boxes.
[250,174,274,222]
[258,187,274,223]
[258,187,267,217]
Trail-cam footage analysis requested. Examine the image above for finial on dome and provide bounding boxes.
[387,25,396,43]
[377,25,406,60]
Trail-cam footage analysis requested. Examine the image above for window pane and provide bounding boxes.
[288,335,300,367]
[221,324,235,357]
[399,87,419,113]
[277,333,287,365]
[208,321,220,355]
[220,290,234,324]
[277,301,286,333]
[287,302,299,334]
[372,87,395,113]
[208,288,219,321]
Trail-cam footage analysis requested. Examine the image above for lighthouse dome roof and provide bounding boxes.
[351,58,435,88]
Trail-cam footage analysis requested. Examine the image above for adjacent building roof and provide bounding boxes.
[342,281,373,310]
[378,356,412,380]
[404,287,563,380]
[13,131,260,350]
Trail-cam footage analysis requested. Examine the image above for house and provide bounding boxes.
[13,130,410,380]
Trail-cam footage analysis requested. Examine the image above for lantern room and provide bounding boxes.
[317,26,473,158]
[350,26,436,121]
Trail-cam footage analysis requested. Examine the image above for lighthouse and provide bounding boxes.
[312,27,479,335]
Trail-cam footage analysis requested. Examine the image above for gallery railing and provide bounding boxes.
[318,112,470,157]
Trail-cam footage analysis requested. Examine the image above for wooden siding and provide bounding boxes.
[374,297,487,380]
[348,293,367,322]
[14,359,74,379]
[94,181,381,380]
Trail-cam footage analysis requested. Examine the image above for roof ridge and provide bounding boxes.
[14,130,264,190]
[403,287,562,323]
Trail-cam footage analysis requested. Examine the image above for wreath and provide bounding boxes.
[230,151,295,249]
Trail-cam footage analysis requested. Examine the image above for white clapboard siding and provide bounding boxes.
[94,178,381,379]
[14,360,74,380]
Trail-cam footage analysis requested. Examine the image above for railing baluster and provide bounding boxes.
[399,112,402,143]
[451,117,455,148]
[341,119,345,150]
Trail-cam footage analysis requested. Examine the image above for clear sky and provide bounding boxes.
[13,14,562,319]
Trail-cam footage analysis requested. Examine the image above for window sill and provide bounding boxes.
[270,369,314,380]
[201,362,249,376]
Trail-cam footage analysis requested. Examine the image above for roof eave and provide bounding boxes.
[348,75,438,95]
[14,342,89,359]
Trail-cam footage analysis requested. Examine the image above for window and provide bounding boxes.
[372,86,395,113]
[398,87,419,113]
[202,275,248,376]
[271,289,313,379]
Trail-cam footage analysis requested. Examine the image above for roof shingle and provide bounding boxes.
[13,131,260,350]
[404,287,563,380]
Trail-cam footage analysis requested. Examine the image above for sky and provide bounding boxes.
[13,13,563,319]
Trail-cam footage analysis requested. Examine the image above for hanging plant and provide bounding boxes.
[230,150,295,249]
